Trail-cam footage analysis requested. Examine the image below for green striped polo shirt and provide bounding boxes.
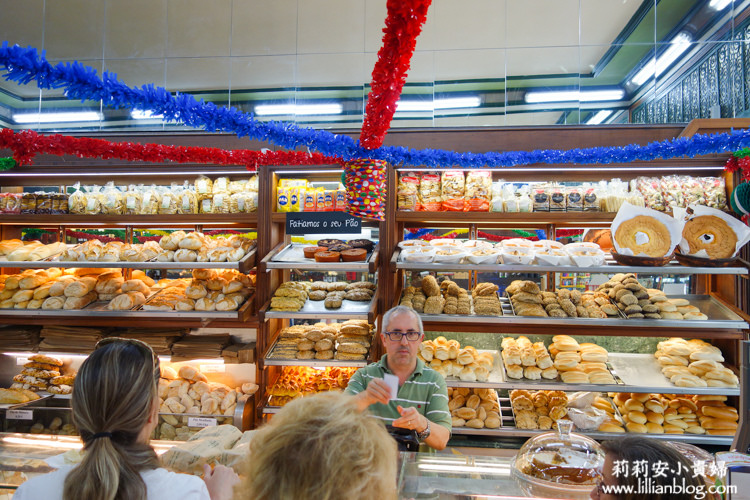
[345,355,452,431]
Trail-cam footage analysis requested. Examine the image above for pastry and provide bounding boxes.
[347,239,374,252]
[314,251,340,262]
[327,243,352,253]
[316,239,344,248]
[340,249,367,261]
[682,215,737,259]
[303,246,327,259]
[614,215,672,257]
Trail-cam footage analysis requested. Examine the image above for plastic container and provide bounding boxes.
[512,420,604,500]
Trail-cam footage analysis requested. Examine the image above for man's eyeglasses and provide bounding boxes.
[383,331,422,342]
[95,337,160,382]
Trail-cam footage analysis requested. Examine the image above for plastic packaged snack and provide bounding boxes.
[228,179,247,194]
[177,181,197,214]
[682,175,704,207]
[141,185,161,215]
[397,171,420,211]
[334,185,346,212]
[57,193,69,214]
[661,175,683,209]
[419,173,442,211]
[100,182,124,215]
[159,184,179,215]
[490,181,505,212]
[247,175,259,192]
[502,184,518,212]
[277,186,291,212]
[634,176,665,211]
[0,193,21,214]
[213,177,230,194]
[315,188,326,213]
[35,192,53,214]
[465,170,492,212]
[230,192,258,213]
[441,171,465,211]
[83,185,102,215]
[323,190,335,212]
[701,176,728,210]
[20,192,37,214]
[582,183,599,211]
[195,176,213,202]
[68,183,86,214]
[517,185,532,213]
[566,185,583,211]
[213,192,230,214]
[199,197,214,214]
[548,183,566,212]
[302,188,316,212]
[124,185,143,215]
[532,184,550,212]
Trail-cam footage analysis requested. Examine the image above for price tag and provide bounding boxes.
[7,409,33,420]
[199,364,225,374]
[16,357,29,366]
[187,417,217,428]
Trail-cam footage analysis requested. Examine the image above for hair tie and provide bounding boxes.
[91,432,113,441]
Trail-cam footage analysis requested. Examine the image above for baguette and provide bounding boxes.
[41,296,65,309]
[64,276,98,297]
[19,272,50,290]
[121,279,151,295]
[64,291,97,309]
[49,276,77,296]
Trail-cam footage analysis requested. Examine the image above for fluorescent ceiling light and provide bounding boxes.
[396,96,481,112]
[524,89,624,104]
[254,103,343,116]
[131,109,163,119]
[709,0,732,10]
[13,111,102,124]
[631,33,692,85]
[587,110,613,125]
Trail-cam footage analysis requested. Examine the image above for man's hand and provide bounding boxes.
[353,378,391,410]
[202,464,240,500]
[392,405,428,433]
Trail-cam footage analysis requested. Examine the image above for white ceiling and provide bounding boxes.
[0,0,643,94]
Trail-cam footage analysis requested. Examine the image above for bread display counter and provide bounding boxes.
[260,242,379,273]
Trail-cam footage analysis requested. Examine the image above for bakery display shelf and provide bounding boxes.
[261,242,379,273]
[418,295,747,330]
[264,336,369,368]
[0,394,54,410]
[392,249,749,275]
[0,213,258,226]
[260,294,377,322]
[438,350,505,388]
[1,247,257,273]
[0,293,254,321]
[395,211,616,225]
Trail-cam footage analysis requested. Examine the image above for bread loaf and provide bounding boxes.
[64,277,97,297]
[121,279,151,295]
[95,273,125,294]
[108,291,147,310]
[64,291,97,309]
[41,296,65,309]
[178,232,204,250]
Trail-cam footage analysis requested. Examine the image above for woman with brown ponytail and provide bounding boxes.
[14,338,238,500]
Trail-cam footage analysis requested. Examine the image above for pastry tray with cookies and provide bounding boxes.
[8,246,257,273]
[262,242,379,272]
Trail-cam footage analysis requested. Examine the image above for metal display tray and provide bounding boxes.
[264,336,369,368]
[0,293,253,321]
[262,294,376,321]
[450,395,734,445]
[420,295,748,330]
[392,248,749,275]
[262,243,378,272]
[2,247,257,273]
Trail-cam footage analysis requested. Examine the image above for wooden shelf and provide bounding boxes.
[0,213,258,227]
[395,211,615,226]
[0,315,258,329]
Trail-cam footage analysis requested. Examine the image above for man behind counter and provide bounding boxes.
[345,305,451,450]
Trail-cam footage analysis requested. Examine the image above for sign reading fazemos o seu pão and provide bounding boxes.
[286,212,361,235]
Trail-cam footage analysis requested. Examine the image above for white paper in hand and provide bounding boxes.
[383,373,399,400]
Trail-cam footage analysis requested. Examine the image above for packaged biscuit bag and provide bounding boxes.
[277,179,306,213]
[0,193,21,214]
[582,183,599,211]
[230,192,258,213]
[323,190,335,212]
[419,173,442,211]
[548,183,566,212]
[334,185,346,211]
[83,185,102,215]
[247,175,259,193]
[277,186,291,212]
[566,185,583,211]
[141,185,162,214]
[441,171,465,211]
[213,177,230,195]
[701,177,728,210]
[532,183,550,212]
[490,181,504,212]
[464,170,492,212]
[159,185,179,215]
[68,183,86,214]
[99,182,124,215]
[682,175,705,207]
[124,184,143,215]
[660,175,684,209]
[315,188,326,212]
[397,171,420,211]
[195,176,213,202]
[199,197,214,214]
[228,179,247,194]
[213,192,230,214]
[634,176,665,211]
[302,188,317,212]
[517,184,532,212]
[177,181,197,214]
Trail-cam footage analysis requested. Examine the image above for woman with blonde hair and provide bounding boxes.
[239,391,398,500]
[14,338,237,500]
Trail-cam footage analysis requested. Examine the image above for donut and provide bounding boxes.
[682,215,737,259]
[614,215,672,257]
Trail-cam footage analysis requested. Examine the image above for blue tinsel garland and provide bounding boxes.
[2,43,749,169]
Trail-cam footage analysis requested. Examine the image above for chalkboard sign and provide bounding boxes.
[286,212,362,235]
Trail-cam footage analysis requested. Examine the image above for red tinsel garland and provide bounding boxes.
[360,0,432,150]
[0,129,341,169]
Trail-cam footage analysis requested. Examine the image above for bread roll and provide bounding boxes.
[195,298,216,311]
[598,421,625,433]
[560,371,588,383]
[108,291,146,310]
[702,405,738,420]
[623,399,645,412]
[646,422,664,434]
[625,421,648,433]
[178,232,204,250]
